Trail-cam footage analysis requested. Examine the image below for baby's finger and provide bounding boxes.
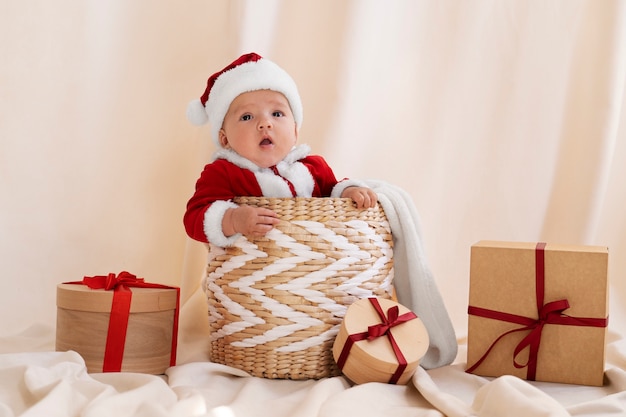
[259,214,280,226]
[363,194,374,208]
[357,192,369,208]
[363,190,377,208]
[367,193,378,208]
[256,207,279,219]
[247,222,273,237]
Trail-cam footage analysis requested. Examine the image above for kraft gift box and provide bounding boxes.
[466,241,609,386]
[56,272,179,374]
[333,297,429,385]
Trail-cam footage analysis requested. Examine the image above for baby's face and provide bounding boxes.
[219,90,298,168]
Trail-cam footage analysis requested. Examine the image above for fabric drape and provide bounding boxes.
[2,1,626,415]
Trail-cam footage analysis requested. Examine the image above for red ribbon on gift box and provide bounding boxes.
[67,271,180,372]
[466,242,608,380]
[336,297,417,384]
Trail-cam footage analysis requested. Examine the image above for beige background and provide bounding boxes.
[2,0,625,348]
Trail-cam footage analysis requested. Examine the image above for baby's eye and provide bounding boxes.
[272,111,284,117]
[240,114,252,121]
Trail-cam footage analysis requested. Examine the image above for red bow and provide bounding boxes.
[337,298,417,384]
[67,272,179,373]
[81,271,146,291]
[367,304,411,339]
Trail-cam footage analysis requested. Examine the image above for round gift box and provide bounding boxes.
[332,297,429,385]
[56,283,178,374]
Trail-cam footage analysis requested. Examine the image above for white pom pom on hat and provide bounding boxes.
[186,98,208,126]
[186,52,303,147]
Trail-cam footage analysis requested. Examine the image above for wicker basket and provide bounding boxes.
[204,197,395,379]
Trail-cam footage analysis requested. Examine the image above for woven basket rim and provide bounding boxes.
[232,196,388,223]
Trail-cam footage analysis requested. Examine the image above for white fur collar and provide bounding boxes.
[213,144,315,197]
[212,144,311,171]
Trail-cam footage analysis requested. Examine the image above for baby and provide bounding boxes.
[184,53,377,247]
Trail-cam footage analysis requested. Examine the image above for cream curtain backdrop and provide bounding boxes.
[2,0,626,366]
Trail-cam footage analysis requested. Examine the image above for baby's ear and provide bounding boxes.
[218,129,229,148]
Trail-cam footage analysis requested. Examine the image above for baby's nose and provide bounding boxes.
[258,117,273,129]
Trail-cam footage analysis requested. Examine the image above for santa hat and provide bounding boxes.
[187,52,303,147]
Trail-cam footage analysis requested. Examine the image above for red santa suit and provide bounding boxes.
[184,144,364,246]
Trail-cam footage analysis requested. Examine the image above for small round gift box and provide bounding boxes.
[333,297,429,385]
[56,272,179,374]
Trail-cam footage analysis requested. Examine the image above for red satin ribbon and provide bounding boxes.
[336,297,417,384]
[466,242,608,380]
[67,271,180,372]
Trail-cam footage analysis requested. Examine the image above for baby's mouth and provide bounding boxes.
[260,137,273,146]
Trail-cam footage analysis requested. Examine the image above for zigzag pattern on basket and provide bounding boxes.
[204,197,395,379]
[206,218,394,353]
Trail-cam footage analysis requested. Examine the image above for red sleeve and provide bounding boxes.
[300,155,340,197]
[183,160,262,242]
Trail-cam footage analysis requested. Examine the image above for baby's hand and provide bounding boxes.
[341,186,378,209]
[223,206,280,237]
